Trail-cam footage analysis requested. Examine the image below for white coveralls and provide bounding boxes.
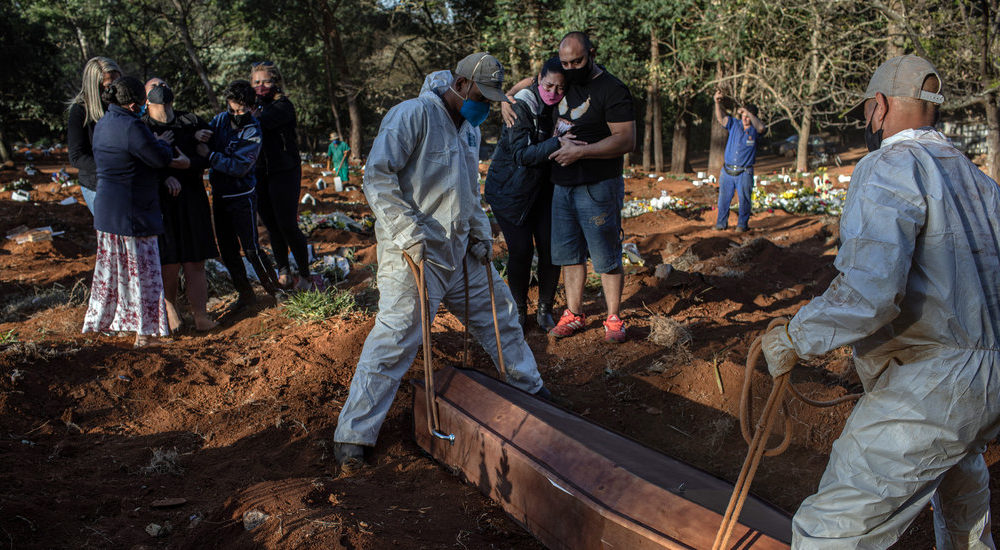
[334,71,544,447]
[786,128,1000,549]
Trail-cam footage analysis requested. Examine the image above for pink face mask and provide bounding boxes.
[539,86,563,106]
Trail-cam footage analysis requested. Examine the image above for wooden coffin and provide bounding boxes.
[412,367,791,550]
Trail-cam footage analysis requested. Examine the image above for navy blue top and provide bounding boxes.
[93,104,174,236]
[207,112,262,198]
[723,117,760,168]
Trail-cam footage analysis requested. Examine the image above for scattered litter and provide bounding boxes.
[24,167,37,176]
[692,180,704,187]
[243,509,269,531]
[708,174,717,183]
[323,255,351,278]
[837,174,851,183]
[622,243,643,266]
[315,178,327,190]
[187,512,203,529]
[333,176,344,192]
[5,225,29,239]
[310,163,323,168]
[647,173,656,178]
[697,171,706,179]
[345,185,357,192]
[145,522,173,537]
[656,176,664,182]
[117,375,131,382]
[11,190,31,202]
[151,497,187,508]
[21,439,36,446]
[59,197,77,206]
[300,193,317,205]
[14,227,55,244]
[654,264,674,280]
[321,171,335,177]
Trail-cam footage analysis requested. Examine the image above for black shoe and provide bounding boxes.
[536,303,556,332]
[333,442,366,475]
[533,386,552,401]
[517,306,527,329]
[232,291,257,311]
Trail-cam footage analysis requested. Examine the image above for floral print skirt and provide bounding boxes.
[82,231,169,337]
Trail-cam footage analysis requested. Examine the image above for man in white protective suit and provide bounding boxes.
[332,53,551,474]
[762,55,1000,549]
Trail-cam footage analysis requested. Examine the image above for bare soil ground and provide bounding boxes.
[0,149,996,549]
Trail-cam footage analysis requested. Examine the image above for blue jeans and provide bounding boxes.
[551,177,624,273]
[81,186,97,215]
[716,168,754,229]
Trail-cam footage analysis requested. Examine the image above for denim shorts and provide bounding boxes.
[551,177,624,273]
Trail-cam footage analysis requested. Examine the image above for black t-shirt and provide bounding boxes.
[141,111,210,188]
[550,67,635,186]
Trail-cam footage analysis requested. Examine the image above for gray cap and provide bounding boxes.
[848,55,943,119]
[455,53,511,103]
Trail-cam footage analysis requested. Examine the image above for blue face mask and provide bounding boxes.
[452,84,490,127]
[140,103,148,116]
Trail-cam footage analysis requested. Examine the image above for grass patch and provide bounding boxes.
[725,237,769,265]
[283,289,356,323]
[0,329,17,345]
[0,281,89,323]
[670,250,699,272]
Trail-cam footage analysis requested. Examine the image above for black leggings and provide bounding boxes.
[494,193,560,309]
[213,193,279,295]
[257,167,310,277]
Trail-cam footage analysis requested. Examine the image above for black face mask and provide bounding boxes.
[563,57,593,85]
[231,112,252,127]
[864,121,883,152]
[147,84,173,105]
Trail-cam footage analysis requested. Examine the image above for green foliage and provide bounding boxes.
[283,289,356,323]
[0,329,17,345]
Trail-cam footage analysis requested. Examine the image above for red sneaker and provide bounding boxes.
[549,309,586,338]
[603,314,627,343]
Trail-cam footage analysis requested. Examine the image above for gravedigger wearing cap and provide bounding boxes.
[331,53,552,474]
[761,55,1000,548]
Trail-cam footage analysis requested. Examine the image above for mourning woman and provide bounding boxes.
[484,57,567,331]
[142,79,218,332]
[250,61,313,290]
[67,56,122,214]
[82,77,189,347]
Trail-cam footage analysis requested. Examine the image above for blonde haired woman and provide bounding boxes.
[67,56,121,214]
[250,61,313,290]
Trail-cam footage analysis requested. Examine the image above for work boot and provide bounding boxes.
[536,303,556,332]
[533,386,553,401]
[333,442,366,475]
[232,279,256,311]
[550,309,585,338]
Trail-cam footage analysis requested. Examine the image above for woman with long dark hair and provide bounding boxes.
[67,56,121,214]
[250,61,313,290]
[484,57,568,331]
[82,76,189,347]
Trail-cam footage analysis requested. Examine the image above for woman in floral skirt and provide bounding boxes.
[82,76,188,347]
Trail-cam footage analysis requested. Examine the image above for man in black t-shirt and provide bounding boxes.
[547,31,636,344]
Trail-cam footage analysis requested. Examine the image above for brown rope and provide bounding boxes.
[715,318,863,550]
[484,260,508,379]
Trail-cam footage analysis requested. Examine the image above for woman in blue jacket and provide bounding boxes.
[82,76,187,348]
[484,58,566,331]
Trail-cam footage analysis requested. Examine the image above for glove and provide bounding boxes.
[403,241,424,264]
[469,240,492,265]
[761,324,798,378]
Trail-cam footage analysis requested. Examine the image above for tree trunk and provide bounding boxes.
[885,0,906,57]
[708,66,726,176]
[73,22,90,61]
[796,107,812,173]
[985,92,1000,180]
[649,29,663,173]
[671,110,691,174]
[169,0,220,112]
[0,125,11,164]
[642,95,653,171]
[327,14,363,157]
[317,7,346,139]
[653,97,663,172]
